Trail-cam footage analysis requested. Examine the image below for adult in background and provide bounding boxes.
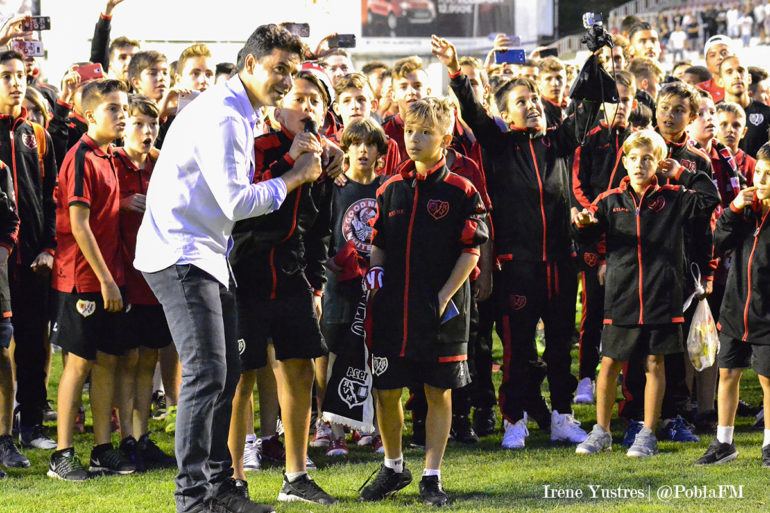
[135,25,324,513]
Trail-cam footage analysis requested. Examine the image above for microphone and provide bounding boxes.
[303,119,319,136]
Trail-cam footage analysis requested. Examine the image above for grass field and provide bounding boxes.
[2,336,768,513]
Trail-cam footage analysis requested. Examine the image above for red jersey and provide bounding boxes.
[697,78,725,104]
[733,149,756,185]
[382,113,407,162]
[115,148,158,305]
[52,134,124,293]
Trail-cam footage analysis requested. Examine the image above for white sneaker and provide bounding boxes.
[309,420,331,448]
[243,438,261,471]
[501,413,529,449]
[574,377,595,404]
[550,410,588,443]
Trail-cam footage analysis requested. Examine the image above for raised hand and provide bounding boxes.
[430,35,460,74]
[732,186,757,211]
[574,208,597,226]
[656,158,681,179]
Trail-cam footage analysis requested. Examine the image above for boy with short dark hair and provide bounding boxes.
[382,56,430,161]
[694,143,770,467]
[716,101,756,181]
[537,56,567,126]
[49,79,135,481]
[574,129,719,458]
[112,94,175,471]
[128,51,169,104]
[90,0,140,81]
[361,96,487,506]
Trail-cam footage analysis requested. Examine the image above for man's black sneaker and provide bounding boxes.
[89,444,136,474]
[419,475,449,506]
[411,419,426,449]
[19,423,57,449]
[48,448,89,481]
[235,479,249,499]
[0,434,30,468]
[138,433,176,468]
[359,464,413,501]
[209,478,274,513]
[450,415,479,444]
[473,407,496,437]
[277,473,337,505]
[43,400,58,422]
[694,438,738,466]
[763,445,770,468]
[119,436,145,472]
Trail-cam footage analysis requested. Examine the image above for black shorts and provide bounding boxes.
[717,335,770,377]
[372,355,471,391]
[601,323,683,361]
[236,279,327,371]
[122,304,173,351]
[51,290,125,360]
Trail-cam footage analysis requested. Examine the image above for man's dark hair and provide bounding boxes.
[127,50,167,84]
[628,103,652,129]
[236,24,304,72]
[216,62,236,78]
[749,66,769,95]
[683,65,712,83]
[628,22,655,42]
[81,79,128,114]
[0,50,24,66]
[361,61,388,75]
[109,36,140,59]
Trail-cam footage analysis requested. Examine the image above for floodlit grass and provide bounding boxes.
[2,336,768,512]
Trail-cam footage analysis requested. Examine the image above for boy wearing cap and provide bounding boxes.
[697,35,733,103]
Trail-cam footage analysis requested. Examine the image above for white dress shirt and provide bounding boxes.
[135,75,287,287]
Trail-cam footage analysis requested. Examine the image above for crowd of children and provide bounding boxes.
[1,2,770,511]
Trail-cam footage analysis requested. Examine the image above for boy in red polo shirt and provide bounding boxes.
[48,79,134,481]
[112,94,175,471]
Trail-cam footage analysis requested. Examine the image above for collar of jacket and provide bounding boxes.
[398,155,447,185]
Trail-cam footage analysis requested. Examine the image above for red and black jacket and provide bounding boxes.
[715,200,770,344]
[733,149,756,185]
[574,172,720,326]
[370,158,488,362]
[572,121,631,210]
[450,71,594,264]
[382,113,407,162]
[0,110,56,268]
[229,126,333,299]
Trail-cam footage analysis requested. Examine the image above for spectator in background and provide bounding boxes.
[749,66,770,106]
[698,35,732,103]
[90,1,140,82]
[628,23,662,62]
[319,48,354,88]
[682,65,711,87]
[739,8,754,47]
[669,25,688,62]
[215,62,235,85]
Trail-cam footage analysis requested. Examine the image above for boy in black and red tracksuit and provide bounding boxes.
[620,82,715,444]
[571,69,638,404]
[0,51,58,450]
[433,36,611,448]
[0,160,24,474]
[694,144,770,467]
[227,69,337,504]
[360,97,487,506]
[573,129,720,458]
[382,56,430,162]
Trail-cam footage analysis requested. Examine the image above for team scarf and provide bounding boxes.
[321,290,376,433]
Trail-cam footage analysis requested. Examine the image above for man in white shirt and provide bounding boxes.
[135,25,324,513]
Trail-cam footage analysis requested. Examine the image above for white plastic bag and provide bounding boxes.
[687,298,719,371]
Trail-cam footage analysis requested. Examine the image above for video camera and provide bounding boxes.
[581,13,613,52]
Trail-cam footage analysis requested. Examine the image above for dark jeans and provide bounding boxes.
[11,264,50,427]
[143,264,240,513]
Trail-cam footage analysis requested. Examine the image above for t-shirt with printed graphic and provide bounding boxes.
[322,177,382,324]
[739,100,770,158]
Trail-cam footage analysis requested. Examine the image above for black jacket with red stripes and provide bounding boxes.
[370,158,488,362]
[48,100,88,172]
[229,126,332,299]
[574,172,719,326]
[450,71,595,264]
[715,202,770,344]
[0,111,57,267]
[572,121,631,210]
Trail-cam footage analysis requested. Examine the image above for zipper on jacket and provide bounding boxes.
[528,140,548,262]
[742,210,770,341]
[269,185,303,299]
[631,188,649,324]
[400,185,420,357]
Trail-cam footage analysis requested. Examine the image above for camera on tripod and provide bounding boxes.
[581,12,613,52]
